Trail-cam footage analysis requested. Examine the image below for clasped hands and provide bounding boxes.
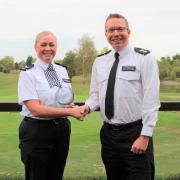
[65,103,90,121]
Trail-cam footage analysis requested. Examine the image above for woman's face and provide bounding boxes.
[35,34,57,63]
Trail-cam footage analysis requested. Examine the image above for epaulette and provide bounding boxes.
[55,62,67,69]
[97,50,111,57]
[134,47,150,55]
[20,64,34,71]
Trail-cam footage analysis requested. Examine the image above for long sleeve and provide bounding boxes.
[85,60,100,112]
[140,54,160,136]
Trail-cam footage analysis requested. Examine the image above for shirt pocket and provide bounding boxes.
[116,71,141,97]
[97,71,109,91]
[117,71,140,81]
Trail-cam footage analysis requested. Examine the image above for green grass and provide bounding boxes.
[155,111,180,177]
[0,112,180,179]
[0,176,180,180]
[0,72,19,101]
[0,72,180,179]
[160,84,180,101]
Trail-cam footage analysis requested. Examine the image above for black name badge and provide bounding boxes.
[62,78,71,83]
[122,66,136,71]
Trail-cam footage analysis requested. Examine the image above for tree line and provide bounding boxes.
[158,55,180,80]
[0,34,180,80]
[0,34,98,78]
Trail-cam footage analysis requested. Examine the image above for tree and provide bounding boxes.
[170,70,176,80]
[172,54,180,65]
[0,56,14,73]
[18,60,26,69]
[62,50,77,78]
[14,62,19,70]
[0,62,3,72]
[158,57,171,80]
[26,56,36,66]
[172,59,180,78]
[76,34,97,80]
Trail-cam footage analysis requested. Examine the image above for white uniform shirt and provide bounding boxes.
[85,44,160,137]
[18,59,72,119]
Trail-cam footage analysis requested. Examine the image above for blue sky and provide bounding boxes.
[0,0,180,62]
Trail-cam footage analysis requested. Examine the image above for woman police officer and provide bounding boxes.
[18,31,84,180]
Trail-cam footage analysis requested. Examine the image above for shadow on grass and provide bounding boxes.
[0,175,180,180]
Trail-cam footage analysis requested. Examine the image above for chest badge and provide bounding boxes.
[122,66,136,71]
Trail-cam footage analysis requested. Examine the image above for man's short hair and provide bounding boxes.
[105,13,129,29]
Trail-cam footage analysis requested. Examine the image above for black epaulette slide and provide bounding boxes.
[55,62,67,69]
[20,64,34,71]
[134,47,150,55]
[97,50,112,57]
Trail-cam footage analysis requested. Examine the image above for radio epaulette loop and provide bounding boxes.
[97,50,112,57]
[134,47,150,55]
[20,64,34,71]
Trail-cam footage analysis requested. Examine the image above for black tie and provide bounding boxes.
[105,52,120,120]
[44,64,61,88]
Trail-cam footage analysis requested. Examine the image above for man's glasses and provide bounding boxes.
[106,27,129,33]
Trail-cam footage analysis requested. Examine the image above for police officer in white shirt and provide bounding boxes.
[18,31,84,180]
[81,14,160,180]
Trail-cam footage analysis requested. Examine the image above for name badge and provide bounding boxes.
[62,78,71,83]
[122,66,136,71]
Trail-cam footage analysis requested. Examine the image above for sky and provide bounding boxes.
[0,0,180,62]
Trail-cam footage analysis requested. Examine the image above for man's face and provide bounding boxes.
[35,34,57,63]
[105,18,130,51]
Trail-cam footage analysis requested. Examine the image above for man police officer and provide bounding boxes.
[81,13,160,180]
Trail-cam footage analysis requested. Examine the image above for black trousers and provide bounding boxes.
[100,120,154,180]
[19,117,71,180]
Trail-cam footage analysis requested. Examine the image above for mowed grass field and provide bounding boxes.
[0,71,180,179]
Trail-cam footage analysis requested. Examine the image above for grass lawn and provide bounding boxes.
[0,111,180,179]
[0,72,18,101]
[0,72,180,179]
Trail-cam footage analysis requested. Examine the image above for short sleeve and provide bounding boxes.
[18,71,39,105]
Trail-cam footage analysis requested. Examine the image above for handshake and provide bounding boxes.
[66,103,90,121]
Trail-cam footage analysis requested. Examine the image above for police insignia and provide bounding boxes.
[122,66,136,71]
[134,47,150,55]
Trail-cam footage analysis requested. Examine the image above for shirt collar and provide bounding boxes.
[112,43,132,58]
[35,59,55,71]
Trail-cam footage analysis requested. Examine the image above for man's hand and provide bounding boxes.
[80,104,90,116]
[69,105,86,121]
[64,103,90,121]
[131,135,150,154]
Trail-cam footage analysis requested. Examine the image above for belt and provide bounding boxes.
[103,119,142,130]
[24,116,67,125]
